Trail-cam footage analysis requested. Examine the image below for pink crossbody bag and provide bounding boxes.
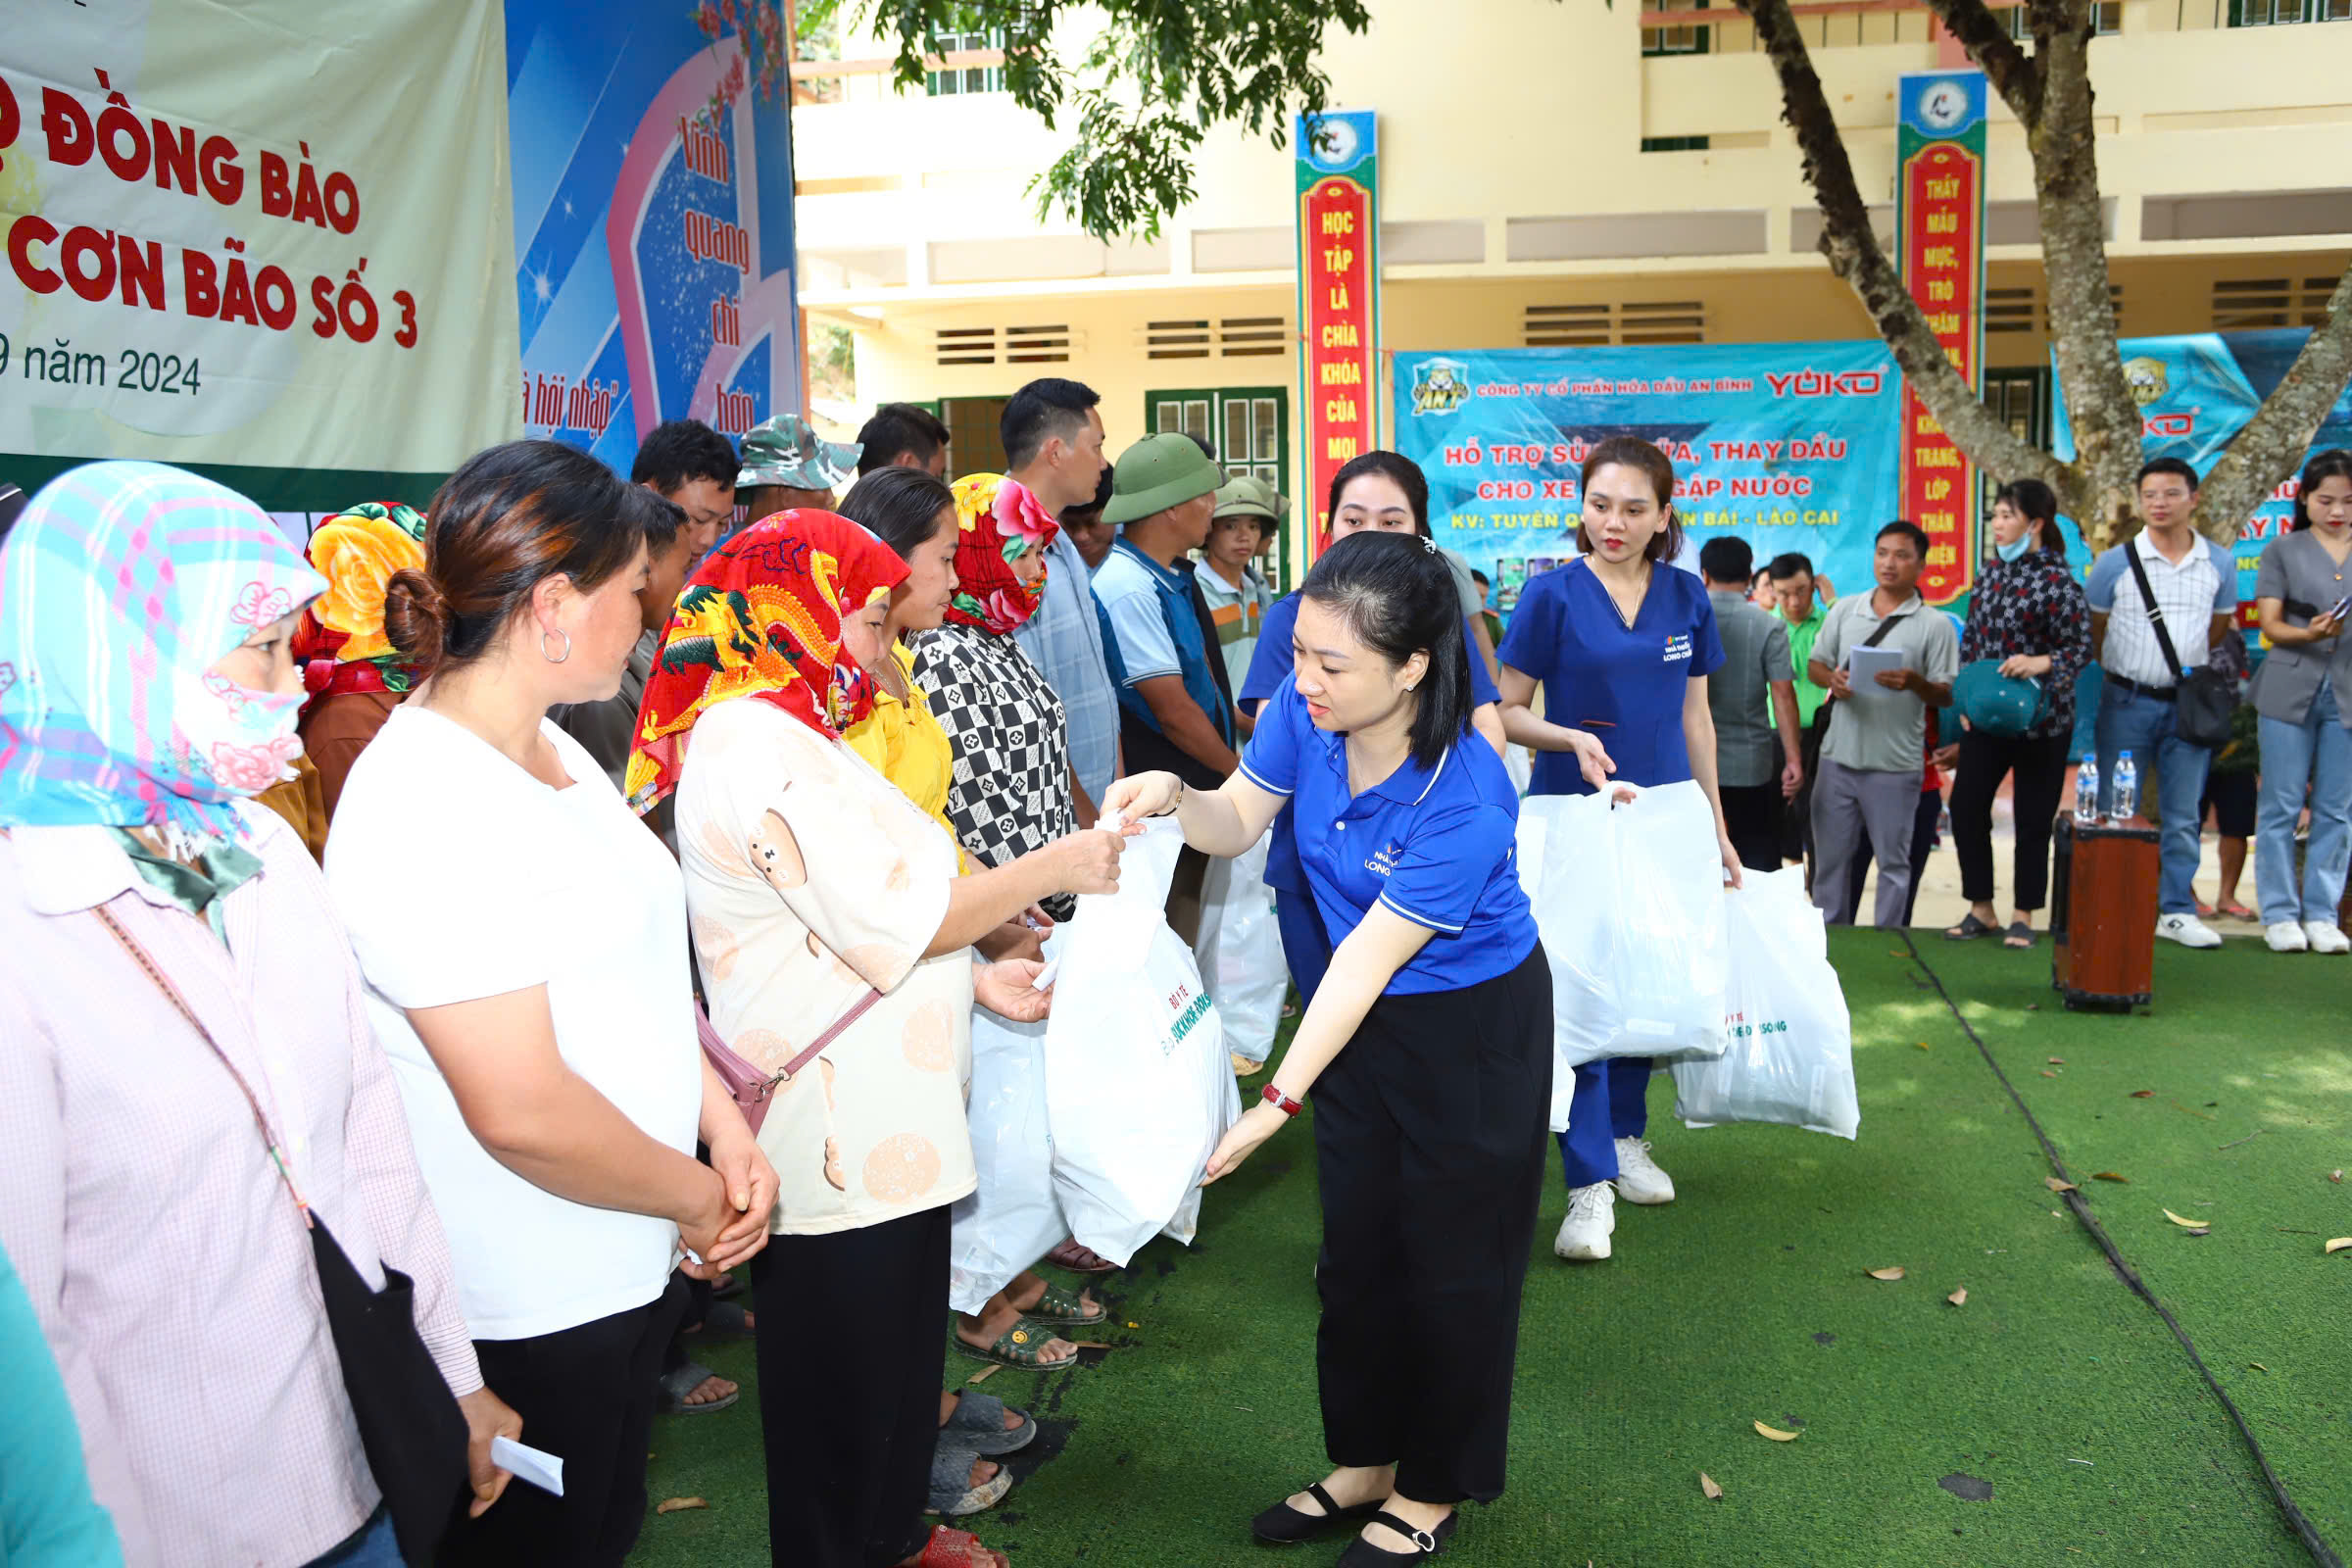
[696,986,880,1136]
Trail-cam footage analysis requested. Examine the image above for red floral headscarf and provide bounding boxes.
[945,472,1059,637]
[623,509,908,813]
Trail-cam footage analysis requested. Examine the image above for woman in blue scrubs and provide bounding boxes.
[1108,533,1549,1568]
[1239,452,1506,1004]
[1496,436,1740,1265]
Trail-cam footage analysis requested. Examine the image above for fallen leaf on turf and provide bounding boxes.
[2331,1170,2343,1183]
[1699,1472,1724,1499]
[966,1364,1001,1385]
[1754,1421,1801,1442]
[2250,1362,2270,1372]
[1867,1266,1906,1280]
[656,1497,707,1515]
[2045,1177,2079,1193]
[2131,1090,2155,1099]
[2092,1171,2131,1183]
[2048,1056,2065,1064]
[2164,1208,2211,1229]
[2325,1238,2352,1254]
[1947,1287,1968,1306]
[2041,1070,2059,1077]
[1915,1041,1931,1052]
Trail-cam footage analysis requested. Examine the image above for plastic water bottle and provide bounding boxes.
[2074,755,2099,825]
[2112,751,2138,823]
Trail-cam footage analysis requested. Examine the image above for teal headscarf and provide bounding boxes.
[0,463,326,839]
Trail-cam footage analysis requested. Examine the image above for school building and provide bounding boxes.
[788,0,2352,579]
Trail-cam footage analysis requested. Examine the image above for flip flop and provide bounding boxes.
[912,1526,1009,1568]
[655,1360,739,1415]
[685,1299,753,1339]
[2004,921,2036,949]
[925,1446,1011,1518]
[1945,912,1995,941]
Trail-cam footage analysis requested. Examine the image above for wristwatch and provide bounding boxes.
[1261,1083,1303,1118]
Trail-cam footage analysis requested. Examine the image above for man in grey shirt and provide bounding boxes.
[1700,536,1802,872]
[1807,520,1960,926]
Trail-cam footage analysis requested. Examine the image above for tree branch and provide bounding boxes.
[1917,0,2041,123]
[1736,0,2068,502]
[2193,268,2352,546]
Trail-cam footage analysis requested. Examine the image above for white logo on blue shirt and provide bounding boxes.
[1366,841,1403,878]
[1663,633,1693,663]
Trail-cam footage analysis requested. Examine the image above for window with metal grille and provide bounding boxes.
[2210,275,2343,327]
[1642,0,1711,54]
[2006,2,2120,36]
[1524,303,1612,348]
[1979,368,2052,520]
[925,28,1004,95]
[2229,0,2350,24]
[1146,387,1292,585]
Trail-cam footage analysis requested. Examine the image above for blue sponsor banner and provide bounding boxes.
[504,0,803,475]
[2051,329,2352,634]
[1394,343,1902,615]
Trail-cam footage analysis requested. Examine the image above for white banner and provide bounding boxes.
[1,0,520,480]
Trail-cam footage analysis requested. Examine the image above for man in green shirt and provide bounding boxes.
[1768,551,1837,871]
[1767,551,1836,722]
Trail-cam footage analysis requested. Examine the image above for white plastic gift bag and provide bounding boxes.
[1601,780,1730,1066]
[1192,831,1285,1067]
[1670,867,1859,1140]
[947,1002,1066,1314]
[1515,781,1728,1132]
[1044,817,1241,1266]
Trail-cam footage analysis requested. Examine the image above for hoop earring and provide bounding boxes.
[542,628,571,663]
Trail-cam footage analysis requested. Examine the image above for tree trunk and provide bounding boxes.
[2028,0,2141,550]
[1739,0,2067,500]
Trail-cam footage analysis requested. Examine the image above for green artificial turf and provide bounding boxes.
[627,931,2347,1567]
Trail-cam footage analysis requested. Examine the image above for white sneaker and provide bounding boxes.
[1554,1182,1616,1261]
[2266,920,2310,953]
[2303,921,2351,955]
[2156,912,2223,950]
[1613,1138,1677,1205]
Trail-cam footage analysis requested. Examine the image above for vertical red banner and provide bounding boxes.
[1296,111,1379,557]
[1895,72,1987,606]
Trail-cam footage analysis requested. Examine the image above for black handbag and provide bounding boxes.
[95,905,469,1565]
[2121,544,2235,749]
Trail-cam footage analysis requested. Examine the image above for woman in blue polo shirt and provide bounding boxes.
[1239,452,1506,1004]
[1496,435,1738,1266]
[1107,532,1548,1568]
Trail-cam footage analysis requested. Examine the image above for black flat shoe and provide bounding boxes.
[1337,1511,1458,1565]
[1250,1484,1381,1544]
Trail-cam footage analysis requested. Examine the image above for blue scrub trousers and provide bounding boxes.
[1557,1054,1653,1189]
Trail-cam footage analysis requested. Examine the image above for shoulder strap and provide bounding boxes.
[89,902,313,1223]
[777,986,884,1082]
[2122,541,2187,677]
[1860,607,1909,650]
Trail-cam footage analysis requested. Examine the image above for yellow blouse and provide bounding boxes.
[844,641,965,870]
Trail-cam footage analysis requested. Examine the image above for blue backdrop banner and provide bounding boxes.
[2051,329,2352,628]
[504,0,803,478]
[1393,343,1903,615]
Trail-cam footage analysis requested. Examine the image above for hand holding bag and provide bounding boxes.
[93,904,467,1566]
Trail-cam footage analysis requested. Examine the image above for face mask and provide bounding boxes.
[1996,534,2034,563]
[175,671,306,796]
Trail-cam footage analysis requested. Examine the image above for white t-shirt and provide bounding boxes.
[325,706,702,1341]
